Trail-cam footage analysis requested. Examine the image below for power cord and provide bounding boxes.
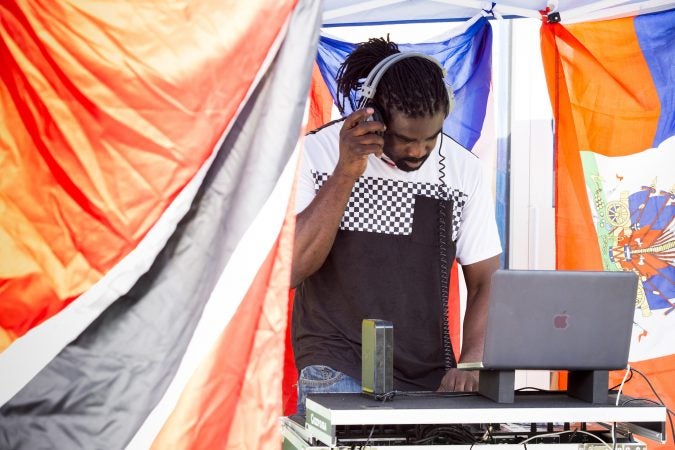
[612,365,632,449]
[609,369,633,390]
[373,390,480,400]
[362,425,376,449]
[616,365,632,406]
[362,390,396,448]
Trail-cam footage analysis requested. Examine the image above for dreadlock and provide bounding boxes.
[335,37,449,125]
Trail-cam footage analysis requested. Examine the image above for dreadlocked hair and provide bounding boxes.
[335,37,449,124]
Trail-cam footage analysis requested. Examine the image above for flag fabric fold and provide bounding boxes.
[0,0,300,403]
[1,0,321,447]
[541,9,675,444]
[316,16,493,150]
[0,0,296,352]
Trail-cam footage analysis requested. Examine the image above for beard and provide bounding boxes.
[393,152,431,172]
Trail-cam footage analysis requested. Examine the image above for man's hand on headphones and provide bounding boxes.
[335,108,386,180]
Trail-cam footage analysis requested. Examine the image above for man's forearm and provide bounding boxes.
[458,255,501,363]
[291,171,357,287]
[292,109,385,287]
[459,288,489,363]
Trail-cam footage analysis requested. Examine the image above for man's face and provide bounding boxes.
[382,110,446,172]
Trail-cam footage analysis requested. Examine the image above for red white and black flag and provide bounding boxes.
[0,0,320,447]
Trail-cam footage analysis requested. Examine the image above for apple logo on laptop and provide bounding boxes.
[553,311,570,329]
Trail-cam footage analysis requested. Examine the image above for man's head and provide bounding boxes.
[335,38,451,171]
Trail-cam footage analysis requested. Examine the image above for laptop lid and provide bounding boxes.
[458,270,638,371]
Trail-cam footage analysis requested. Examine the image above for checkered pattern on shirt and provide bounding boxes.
[312,172,467,241]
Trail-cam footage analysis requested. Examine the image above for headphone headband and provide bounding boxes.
[357,51,453,111]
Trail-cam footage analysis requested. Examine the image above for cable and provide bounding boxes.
[611,365,631,450]
[362,425,376,449]
[609,369,633,390]
[621,397,675,427]
[437,132,456,370]
[516,386,551,392]
[394,390,480,398]
[518,430,612,450]
[373,391,396,401]
[616,364,631,406]
[484,424,495,443]
[411,424,476,445]
[631,367,666,404]
[362,391,395,448]
[568,428,578,442]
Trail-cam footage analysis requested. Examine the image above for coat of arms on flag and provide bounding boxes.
[581,136,675,362]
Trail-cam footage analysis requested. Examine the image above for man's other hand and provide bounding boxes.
[437,368,479,392]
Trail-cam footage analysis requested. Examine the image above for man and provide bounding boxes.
[291,38,501,415]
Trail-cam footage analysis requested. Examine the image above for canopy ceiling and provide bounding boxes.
[322,0,675,26]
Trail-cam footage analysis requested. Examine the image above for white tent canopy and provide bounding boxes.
[322,0,674,25]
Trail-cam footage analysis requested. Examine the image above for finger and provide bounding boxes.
[457,377,470,392]
[352,132,384,146]
[437,383,450,392]
[470,372,479,390]
[352,120,386,137]
[442,376,456,392]
[343,107,375,129]
[460,373,478,392]
[351,144,384,156]
[344,134,384,154]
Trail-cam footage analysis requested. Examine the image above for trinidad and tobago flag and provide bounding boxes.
[0,0,320,448]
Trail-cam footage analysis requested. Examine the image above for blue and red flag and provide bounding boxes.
[541,9,675,442]
[314,16,493,150]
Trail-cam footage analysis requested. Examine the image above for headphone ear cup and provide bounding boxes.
[364,101,385,136]
[365,101,384,123]
[447,86,455,114]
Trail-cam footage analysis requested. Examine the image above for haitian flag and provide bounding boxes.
[541,8,675,443]
[0,0,321,448]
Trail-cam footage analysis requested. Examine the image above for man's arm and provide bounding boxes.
[437,254,501,391]
[458,254,501,365]
[291,108,385,287]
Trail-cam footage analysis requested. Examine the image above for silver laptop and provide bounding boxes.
[458,270,638,371]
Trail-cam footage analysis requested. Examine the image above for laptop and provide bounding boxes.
[457,270,638,371]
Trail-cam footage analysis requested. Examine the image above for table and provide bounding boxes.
[281,391,666,449]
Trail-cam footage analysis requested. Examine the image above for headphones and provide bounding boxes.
[357,52,455,125]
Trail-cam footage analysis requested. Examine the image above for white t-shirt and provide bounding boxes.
[293,119,502,390]
[296,120,502,265]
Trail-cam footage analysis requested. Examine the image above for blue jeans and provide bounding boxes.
[296,365,361,415]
